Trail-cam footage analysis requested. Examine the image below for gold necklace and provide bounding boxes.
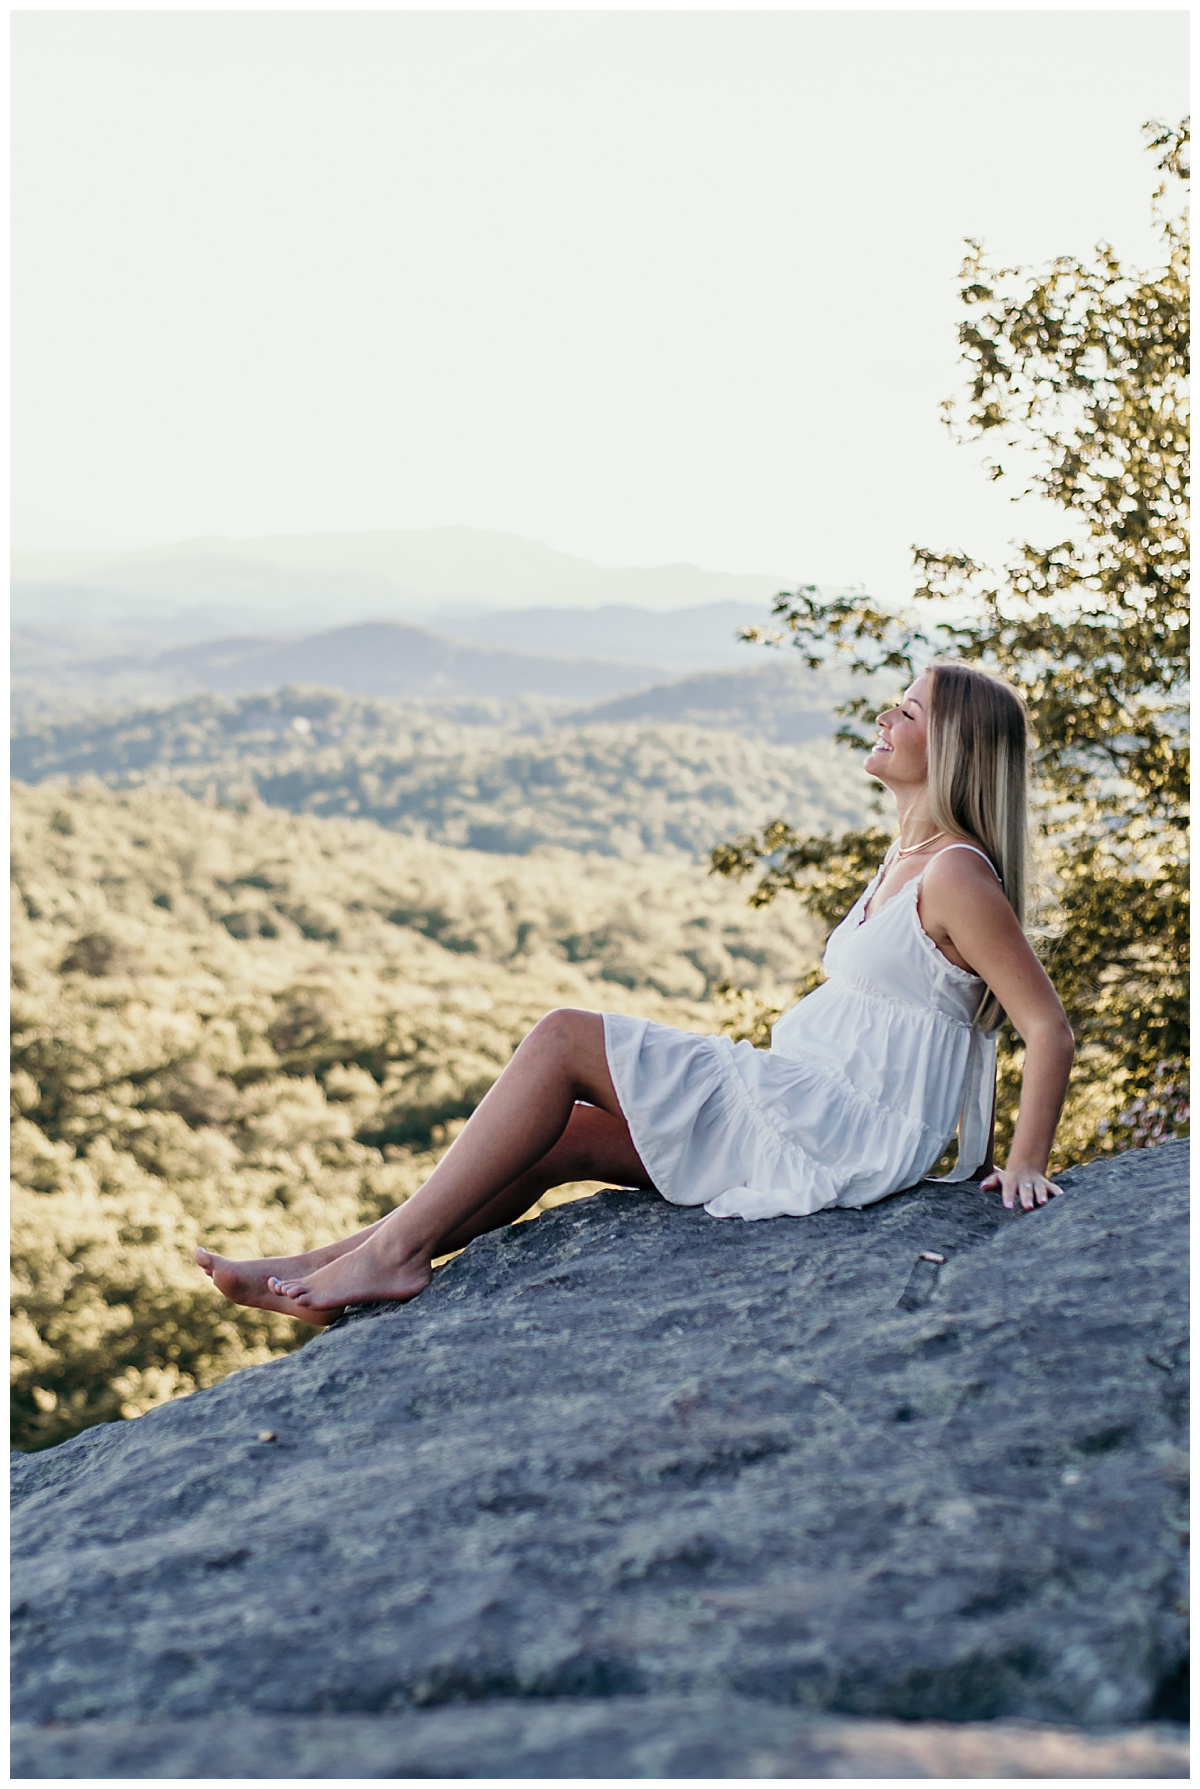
[894,829,945,860]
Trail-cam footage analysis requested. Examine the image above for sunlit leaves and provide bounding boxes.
[713,119,1190,1165]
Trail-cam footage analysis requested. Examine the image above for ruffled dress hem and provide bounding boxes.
[603,1013,928,1223]
[601,844,997,1226]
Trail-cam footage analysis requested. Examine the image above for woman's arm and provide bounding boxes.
[921,851,1075,1211]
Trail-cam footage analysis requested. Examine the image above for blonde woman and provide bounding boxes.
[198,662,1075,1322]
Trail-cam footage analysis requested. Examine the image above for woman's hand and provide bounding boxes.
[981,1165,1065,1212]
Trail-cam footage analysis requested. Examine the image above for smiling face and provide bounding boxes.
[863,671,932,790]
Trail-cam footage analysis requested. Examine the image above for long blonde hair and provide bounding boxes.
[925,661,1029,1032]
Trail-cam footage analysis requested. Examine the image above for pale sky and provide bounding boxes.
[12,9,1190,607]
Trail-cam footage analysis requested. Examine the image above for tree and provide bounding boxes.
[713,119,1189,1166]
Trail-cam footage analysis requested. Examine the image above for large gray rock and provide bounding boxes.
[9,1704,1190,1779]
[11,1140,1189,1778]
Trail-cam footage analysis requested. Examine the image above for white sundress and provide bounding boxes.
[602,842,999,1221]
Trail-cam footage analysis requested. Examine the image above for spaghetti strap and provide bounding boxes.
[918,841,999,884]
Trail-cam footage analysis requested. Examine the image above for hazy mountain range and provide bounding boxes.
[11,525,888,751]
[12,525,793,644]
[11,607,787,717]
[10,524,882,866]
[51,622,668,705]
[429,602,773,669]
[12,612,882,746]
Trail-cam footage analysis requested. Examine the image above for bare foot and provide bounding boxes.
[272,1230,433,1311]
[195,1246,345,1328]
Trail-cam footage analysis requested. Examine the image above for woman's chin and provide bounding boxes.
[864,750,893,781]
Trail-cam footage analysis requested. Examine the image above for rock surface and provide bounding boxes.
[12,1139,1190,1778]
[9,1705,1190,1779]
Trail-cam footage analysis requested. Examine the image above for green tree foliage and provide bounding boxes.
[11,780,822,1452]
[12,689,872,863]
[713,120,1189,1165]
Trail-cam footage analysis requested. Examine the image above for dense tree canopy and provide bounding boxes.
[11,780,823,1452]
[12,688,871,863]
[715,119,1189,1164]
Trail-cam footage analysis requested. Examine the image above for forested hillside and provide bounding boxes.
[11,779,822,1451]
[12,687,874,858]
[561,657,870,742]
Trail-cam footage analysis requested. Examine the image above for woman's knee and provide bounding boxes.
[515,1009,613,1113]
[524,1007,595,1059]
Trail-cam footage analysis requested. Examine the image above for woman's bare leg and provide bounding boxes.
[434,1101,653,1253]
[197,1100,649,1321]
[274,1009,635,1310]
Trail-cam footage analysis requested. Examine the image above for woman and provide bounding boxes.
[197,661,1074,1324]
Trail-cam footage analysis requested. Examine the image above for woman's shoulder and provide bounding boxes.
[922,838,1001,890]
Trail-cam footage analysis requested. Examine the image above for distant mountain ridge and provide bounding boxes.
[12,526,794,642]
[439,602,771,669]
[13,601,819,721]
[11,619,667,716]
[10,526,845,722]
[564,658,881,745]
[12,608,886,746]
[135,621,668,703]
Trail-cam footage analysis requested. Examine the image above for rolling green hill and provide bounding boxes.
[12,687,877,859]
